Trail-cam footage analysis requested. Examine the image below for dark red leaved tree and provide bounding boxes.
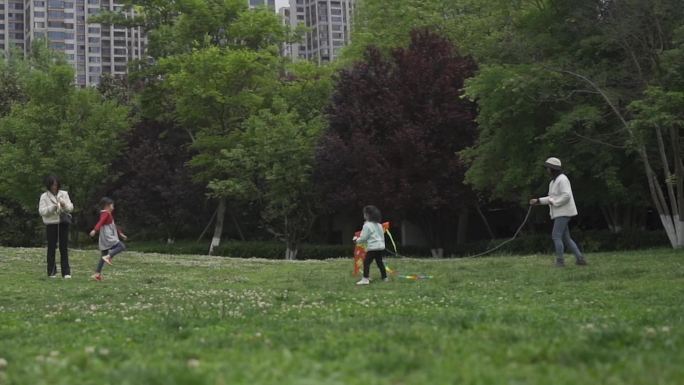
[100,120,210,241]
[315,29,478,251]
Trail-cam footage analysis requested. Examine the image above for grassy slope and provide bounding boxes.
[0,247,683,385]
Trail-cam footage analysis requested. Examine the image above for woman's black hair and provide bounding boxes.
[44,175,61,191]
[363,205,382,223]
[99,197,114,209]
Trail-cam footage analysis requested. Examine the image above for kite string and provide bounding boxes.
[467,206,534,258]
[383,206,533,259]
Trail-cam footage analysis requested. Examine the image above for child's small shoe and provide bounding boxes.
[356,278,370,285]
[382,278,389,282]
[102,256,113,266]
[91,273,103,281]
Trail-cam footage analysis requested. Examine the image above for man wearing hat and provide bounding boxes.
[530,157,588,267]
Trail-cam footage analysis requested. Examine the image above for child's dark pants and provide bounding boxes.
[95,241,126,273]
[363,250,387,279]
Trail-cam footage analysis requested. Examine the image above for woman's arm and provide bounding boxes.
[549,178,571,207]
[59,192,74,213]
[38,194,58,217]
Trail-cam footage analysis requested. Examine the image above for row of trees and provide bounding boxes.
[346,0,684,248]
[1,0,683,254]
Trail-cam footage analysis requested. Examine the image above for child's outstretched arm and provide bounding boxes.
[356,223,372,244]
[89,211,110,237]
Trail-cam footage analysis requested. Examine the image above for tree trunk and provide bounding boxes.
[601,206,618,233]
[601,205,639,234]
[197,208,217,242]
[208,198,226,255]
[475,205,496,239]
[230,211,245,241]
[456,208,469,245]
[285,242,298,260]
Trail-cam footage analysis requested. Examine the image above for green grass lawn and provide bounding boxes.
[0,247,683,385]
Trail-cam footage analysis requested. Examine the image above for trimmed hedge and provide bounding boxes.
[130,241,351,260]
[127,230,670,260]
[450,229,670,257]
[0,201,42,247]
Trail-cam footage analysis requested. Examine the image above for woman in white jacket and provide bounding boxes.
[530,158,588,267]
[38,176,74,278]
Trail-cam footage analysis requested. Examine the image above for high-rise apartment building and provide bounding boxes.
[248,0,275,10]
[1,1,26,53]
[287,0,354,64]
[278,6,295,59]
[0,0,146,87]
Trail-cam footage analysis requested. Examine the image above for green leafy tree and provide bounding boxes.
[95,1,299,252]
[463,0,684,246]
[0,54,25,118]
[208,63,332,259]
[342,0,533,64]
[0,46,131,228]
[162,46,280,253]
